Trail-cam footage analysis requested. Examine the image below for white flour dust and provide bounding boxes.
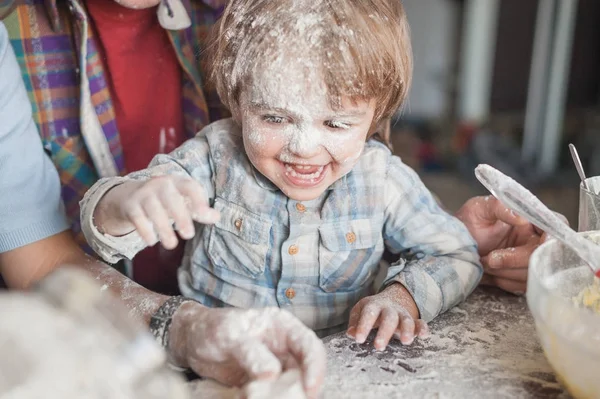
[172,307,325,398]
[94,266,162,321]
[320,288,567,398]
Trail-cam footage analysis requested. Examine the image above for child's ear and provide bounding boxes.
[368,118,392,149]
[230,106,243,124]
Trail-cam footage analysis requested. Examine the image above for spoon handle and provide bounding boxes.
[569,143,589,191]
[475,164,600,276]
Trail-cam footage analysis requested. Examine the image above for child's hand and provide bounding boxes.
[95,176,220,249]
[346,283,429,351]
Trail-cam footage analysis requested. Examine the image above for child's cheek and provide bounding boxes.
[245,128,284,160]
[323,131,365,167]
[339,146,364,167]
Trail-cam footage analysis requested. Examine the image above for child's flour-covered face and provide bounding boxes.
[239,67,376,201]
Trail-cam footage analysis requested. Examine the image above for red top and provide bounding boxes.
[87,0,186,294]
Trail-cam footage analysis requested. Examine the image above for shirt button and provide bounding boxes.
[285,288,296,299]
[346,232,356,243]
[234,218,243,230]
[295,203,306,212]
[288,245,299,255]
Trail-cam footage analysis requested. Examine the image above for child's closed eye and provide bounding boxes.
[325,120,351,130]
[262,115,288,124]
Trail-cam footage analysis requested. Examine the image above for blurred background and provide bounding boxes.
[394,0,598,225]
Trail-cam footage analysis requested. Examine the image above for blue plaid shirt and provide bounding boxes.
[81,119,482,333]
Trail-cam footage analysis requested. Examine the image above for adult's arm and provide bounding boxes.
[0,22,72,287]
[0,21,170,316]
[0,19,169,346]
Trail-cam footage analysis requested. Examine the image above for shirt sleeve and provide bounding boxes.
[381,155,483,322]
[80,130,215,263]
[0,23,70,253]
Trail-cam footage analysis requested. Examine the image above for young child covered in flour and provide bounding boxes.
[81,0,482,350]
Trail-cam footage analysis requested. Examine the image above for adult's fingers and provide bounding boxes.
[483,244,537,269]
[483,265,527,282]
[278,317,327,399]
[232,341,282,381]
[492,277,527,295]
[485,196,529,227]
[480,273,527,294]
[187,358,247,388]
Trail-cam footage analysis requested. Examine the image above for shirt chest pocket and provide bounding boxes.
[318,219,384,293]
[207,199,272,278]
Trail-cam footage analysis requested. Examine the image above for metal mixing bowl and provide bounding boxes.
[528,231,600,398]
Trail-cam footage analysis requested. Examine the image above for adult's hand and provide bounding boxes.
[455,195,547,294]
[168,304,327,399]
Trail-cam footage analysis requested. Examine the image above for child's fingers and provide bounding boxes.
[159,187,195,240]
[373,308,398,351]
[355,303,381,344]
[415,320,430,339]
[142,197,178,249]
[397,312,416,345]
[346,301,365,338]
[123,205,157,245]
[177,179,220,224]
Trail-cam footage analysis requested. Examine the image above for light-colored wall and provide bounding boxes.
[402,0,460,119]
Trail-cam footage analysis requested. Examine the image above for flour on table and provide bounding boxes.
[320,288,568,398]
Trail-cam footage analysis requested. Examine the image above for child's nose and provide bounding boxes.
[288,129,322,158]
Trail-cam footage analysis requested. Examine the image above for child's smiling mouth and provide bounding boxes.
[281,162,328,187]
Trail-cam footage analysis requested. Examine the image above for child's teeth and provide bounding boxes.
[284,163,326,181]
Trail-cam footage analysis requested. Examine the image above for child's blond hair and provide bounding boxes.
[208,0,412,131]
